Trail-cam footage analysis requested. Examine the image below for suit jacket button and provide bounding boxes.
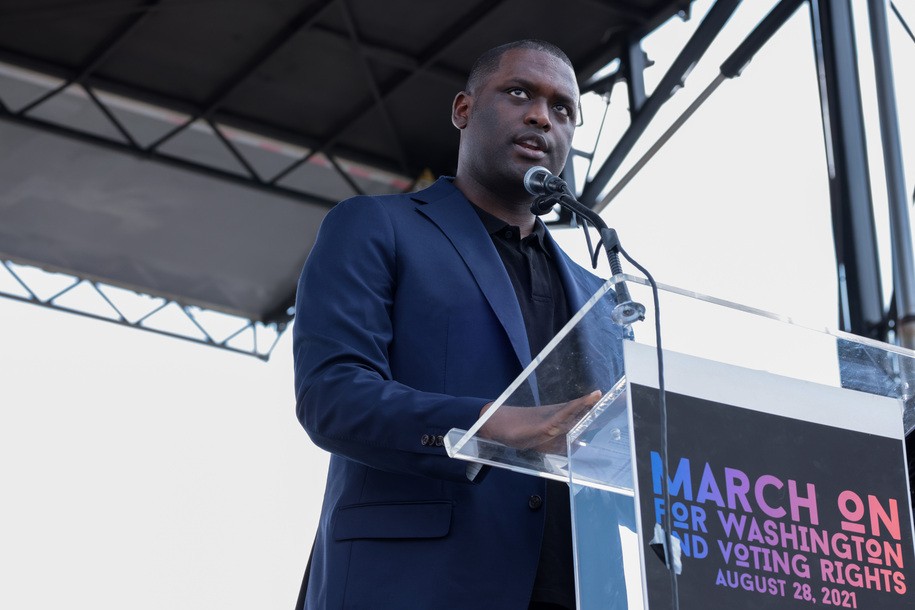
[528,495,543,510]
[434,435,444,447]
[421,434,431,446]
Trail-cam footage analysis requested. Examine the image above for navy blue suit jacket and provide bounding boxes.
[293,178,612,609]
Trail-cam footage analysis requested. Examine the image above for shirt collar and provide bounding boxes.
[471,204,549,251]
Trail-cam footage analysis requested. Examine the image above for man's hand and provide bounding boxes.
[477,390,602,453]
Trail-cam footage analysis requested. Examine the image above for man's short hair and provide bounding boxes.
[465,39,575,94]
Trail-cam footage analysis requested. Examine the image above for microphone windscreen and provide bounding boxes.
[523,166,551,196]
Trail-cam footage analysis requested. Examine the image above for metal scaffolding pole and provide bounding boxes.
[809,0,886,339]
[867,0,915,349]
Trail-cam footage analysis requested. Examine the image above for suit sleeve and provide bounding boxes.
[293,196,486,482]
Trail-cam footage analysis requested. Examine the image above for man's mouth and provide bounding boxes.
[514,134,549,158]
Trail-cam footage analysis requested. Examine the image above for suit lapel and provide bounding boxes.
[413,180,532,370]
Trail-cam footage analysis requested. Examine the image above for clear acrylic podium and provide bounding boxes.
[445,276,915,609]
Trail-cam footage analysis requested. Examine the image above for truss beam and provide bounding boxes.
[0,110,338,209]
[0,259,287,361]
[269,0,510,184]
[579,0,741,207]
[146,0,339,153]
[338,0,411,178]
[17,0,161,116]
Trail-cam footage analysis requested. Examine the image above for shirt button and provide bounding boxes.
[528,495,543,510]
[504,230,513,239]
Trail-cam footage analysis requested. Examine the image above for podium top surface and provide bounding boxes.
[446,276,915,488]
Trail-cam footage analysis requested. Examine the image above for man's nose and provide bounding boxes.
[524,99,551,131]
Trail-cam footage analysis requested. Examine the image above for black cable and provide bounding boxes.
[574,212,599,269]
[615,241,678,609]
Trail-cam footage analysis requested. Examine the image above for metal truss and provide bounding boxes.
[0,0,637,360]
[1,0,911,355]
[578,0,743,206]
[0,0,514,202]
[0,0,671,206]
[0,259,287,361]
[0,0,421,206]
[0,71,373,209]
[589,0,807,213]
[569,0,915,346]
[262,0,513,187]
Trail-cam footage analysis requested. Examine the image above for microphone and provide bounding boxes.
[524,167,646,326]
[523,166,569,196]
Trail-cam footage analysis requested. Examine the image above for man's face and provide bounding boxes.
[453,48,579,198]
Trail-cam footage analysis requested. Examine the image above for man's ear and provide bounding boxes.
[452,91,471,129]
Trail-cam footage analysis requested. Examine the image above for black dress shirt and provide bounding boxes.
[473,206,576,610]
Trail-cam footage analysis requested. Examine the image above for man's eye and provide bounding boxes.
[508,88,529,98]
[554,104,571,117]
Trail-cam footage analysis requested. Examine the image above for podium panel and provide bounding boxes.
[445,276,915,609]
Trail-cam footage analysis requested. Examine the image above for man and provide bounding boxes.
[293,40,625,609]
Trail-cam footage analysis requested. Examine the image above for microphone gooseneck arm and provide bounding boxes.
[556,193,646,325]
[524,166,645,325]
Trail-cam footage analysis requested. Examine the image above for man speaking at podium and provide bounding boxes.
[293,39,622,610]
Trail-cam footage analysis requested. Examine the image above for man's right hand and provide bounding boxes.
[477,390,603,453]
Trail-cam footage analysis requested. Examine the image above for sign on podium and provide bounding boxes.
[446,276,915,609]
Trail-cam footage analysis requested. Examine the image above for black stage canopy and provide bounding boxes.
[0,0,690,347]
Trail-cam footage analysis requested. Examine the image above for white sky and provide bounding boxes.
[1,2,914,609]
